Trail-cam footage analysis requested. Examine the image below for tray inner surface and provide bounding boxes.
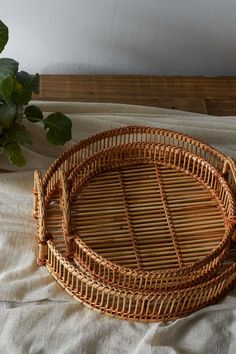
[69,163,225,271]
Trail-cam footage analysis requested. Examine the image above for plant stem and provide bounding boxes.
[21,115,60,130]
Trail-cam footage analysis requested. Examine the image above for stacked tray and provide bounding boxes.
[33,126,236,322]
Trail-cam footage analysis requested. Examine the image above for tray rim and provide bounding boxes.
[42,126,227,198]
[46,240,236,322]
[67,142,235,283]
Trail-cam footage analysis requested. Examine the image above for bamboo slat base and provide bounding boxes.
[34,126,236,322]
[70,143,234,291]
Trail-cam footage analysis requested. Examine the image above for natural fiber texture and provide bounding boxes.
[1,101,236,353]
[34,126,236,322]
[46,242,236,322]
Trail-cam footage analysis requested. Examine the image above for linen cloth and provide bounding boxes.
[0,101,236,354]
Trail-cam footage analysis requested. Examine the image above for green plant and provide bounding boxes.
[0,19,72,166]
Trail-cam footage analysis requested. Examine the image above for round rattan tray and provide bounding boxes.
[33,126,236,322]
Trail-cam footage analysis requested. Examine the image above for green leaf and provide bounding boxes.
[16,72,40,95]
[8,124,32,145]
[30,73,40,94]
[0,103,16,128]
[0,76,14,103]
[0,20,8,53]
[24,105,43,123]
[13,81,32,105]
[44,112,72,145]
[14,72,38,104]
[16,71,31,85]
[3,142,26,166]
[0,58,18,80]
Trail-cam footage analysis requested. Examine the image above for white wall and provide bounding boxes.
[1,0,236,76]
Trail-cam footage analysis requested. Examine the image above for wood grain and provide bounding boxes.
[206,99,236,116]
[35,75,236,116]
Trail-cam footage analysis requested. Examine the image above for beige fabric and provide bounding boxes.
[0,101,236,353]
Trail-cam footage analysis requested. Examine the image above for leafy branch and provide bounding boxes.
[0,19,72,166]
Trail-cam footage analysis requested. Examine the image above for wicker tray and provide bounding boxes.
[34,126,236,322]
[46,242,236,322]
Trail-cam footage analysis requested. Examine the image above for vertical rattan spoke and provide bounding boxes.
[118,170,143,270]
[60,171,74,257]
[155,165,184,267]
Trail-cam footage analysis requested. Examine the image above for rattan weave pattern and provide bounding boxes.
[69,143,234,291]
[46,242,236,322]
[33,126,236,322]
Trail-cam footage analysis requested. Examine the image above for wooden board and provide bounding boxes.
[36,75,236,116]
[206,99,236,116]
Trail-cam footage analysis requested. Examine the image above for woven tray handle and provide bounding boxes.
[223,157,236,241]
[34,170,50,265]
